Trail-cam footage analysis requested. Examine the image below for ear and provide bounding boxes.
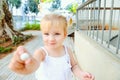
[64,32,67,38]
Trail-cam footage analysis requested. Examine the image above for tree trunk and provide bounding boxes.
[0,0,26,44]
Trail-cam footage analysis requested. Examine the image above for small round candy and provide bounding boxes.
[20,53,30,61]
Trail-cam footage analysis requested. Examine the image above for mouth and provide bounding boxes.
[49,43,56,45]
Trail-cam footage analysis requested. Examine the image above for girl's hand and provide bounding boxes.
[79,71,95,80]
[8,46,34,74]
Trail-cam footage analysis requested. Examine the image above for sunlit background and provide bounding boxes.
[6,0,85,30]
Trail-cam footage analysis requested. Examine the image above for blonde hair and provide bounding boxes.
[40,14,68,33]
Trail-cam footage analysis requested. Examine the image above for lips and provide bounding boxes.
[49,42,56,45]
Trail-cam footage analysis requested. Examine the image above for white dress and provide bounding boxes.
[35,46,73,80]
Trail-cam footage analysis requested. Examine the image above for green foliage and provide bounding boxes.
[34,0,39,4]
[51,0,61,10]
[0,47,12,53]
[0,35,33,53]
[12,36,23,45]
[23,22,31,30]
[28,0,39,14]
[65,3,78,14]
[12,35,32,45]
[40,0,53,3]
[31,23,40,30]
[24,4,29,14]
[6,0,21,9]
[20,22,40,31]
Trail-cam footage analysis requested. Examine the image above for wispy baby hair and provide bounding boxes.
[40,14,68,32]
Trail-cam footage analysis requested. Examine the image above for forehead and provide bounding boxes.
[41,20,65,32]
[42,25,64,33]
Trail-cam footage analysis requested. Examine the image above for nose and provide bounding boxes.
[49,35,55,41]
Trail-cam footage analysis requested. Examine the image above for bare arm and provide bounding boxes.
[8,46,45,75]
[67,47,82,76]
[67,47,95,80]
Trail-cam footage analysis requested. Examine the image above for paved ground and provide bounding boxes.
[0,30,75,80]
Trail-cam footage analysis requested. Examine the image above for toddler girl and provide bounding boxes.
[9,14,94,80]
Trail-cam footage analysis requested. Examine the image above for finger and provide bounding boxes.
[13,51,24,64]
[14,46,29,62]
[8,57,25,71]
[9,46,30,71]
[88,73,92,78]
[24,57,37,70]
[17,46,27,55]
[86,73,95,80]
[91,75,95,80]
[11,59,25,69]
[87,73,95,80]
[17,46,31,61]
[13,46,25,59]
[83,72,93,80]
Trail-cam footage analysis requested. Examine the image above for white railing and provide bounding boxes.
[76,0,120,56]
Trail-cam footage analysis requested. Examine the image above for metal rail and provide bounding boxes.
[76,0,120,55]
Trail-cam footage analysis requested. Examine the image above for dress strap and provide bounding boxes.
[41,47,48,56]
[64,45,71,67]
[64,45,69,56]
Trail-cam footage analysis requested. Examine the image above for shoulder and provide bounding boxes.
[65,46,74,59]
[65,46,77,67]
[65,46,73,56]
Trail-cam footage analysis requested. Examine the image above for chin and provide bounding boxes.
[49,45,59,49]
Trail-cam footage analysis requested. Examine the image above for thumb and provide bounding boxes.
[24,57,37,70]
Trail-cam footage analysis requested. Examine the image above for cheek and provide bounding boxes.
[57,36,66,41]
[42,37,48,42]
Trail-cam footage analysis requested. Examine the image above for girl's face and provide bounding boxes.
[41,26,66,49]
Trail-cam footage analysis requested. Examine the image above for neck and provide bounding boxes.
[45,45,65,57]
